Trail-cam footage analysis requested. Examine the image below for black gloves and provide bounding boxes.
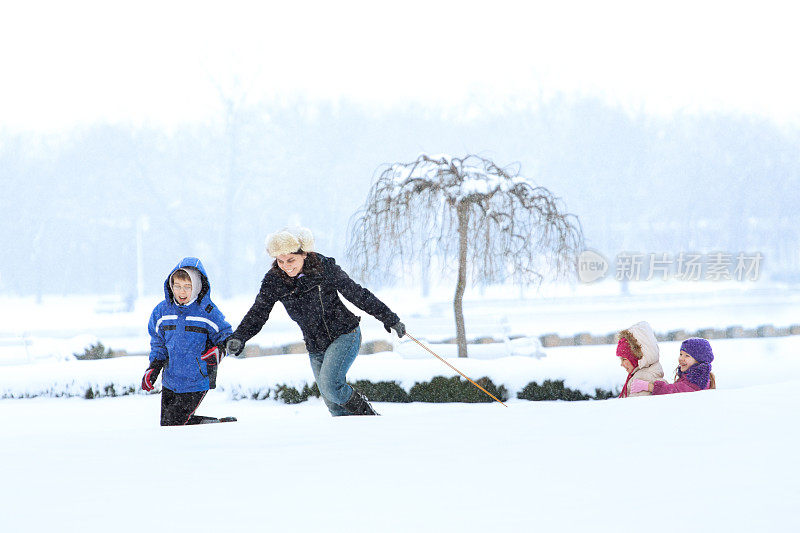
[225,337,245,357]
[384,321,406,338]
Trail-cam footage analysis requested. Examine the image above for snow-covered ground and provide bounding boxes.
[2,383,799,532]
[2,281,799,531]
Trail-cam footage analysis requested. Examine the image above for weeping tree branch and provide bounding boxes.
[347,154,584,357]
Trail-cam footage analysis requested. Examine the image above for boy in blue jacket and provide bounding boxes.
[141,257,234,425]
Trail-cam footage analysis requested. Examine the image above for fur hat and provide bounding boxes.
[265,227,315,257]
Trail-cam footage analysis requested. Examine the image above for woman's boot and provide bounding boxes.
[342,389,379,415]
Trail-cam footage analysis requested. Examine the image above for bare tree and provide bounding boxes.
[347,154,585,357]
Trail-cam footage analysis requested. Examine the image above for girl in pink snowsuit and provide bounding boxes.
[629,338,716,395]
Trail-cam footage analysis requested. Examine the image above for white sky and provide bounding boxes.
[1,0,799,132]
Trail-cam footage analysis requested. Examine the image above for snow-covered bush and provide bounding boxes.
[74,342,114,360]
[409,376,509,403]
[517,380,616,401]
[351,380,410,403]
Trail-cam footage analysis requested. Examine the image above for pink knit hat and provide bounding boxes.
[616,337,639,368]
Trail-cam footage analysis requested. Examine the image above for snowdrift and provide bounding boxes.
[2,381,798,532]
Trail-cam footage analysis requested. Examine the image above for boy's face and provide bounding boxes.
[172,279,192,304]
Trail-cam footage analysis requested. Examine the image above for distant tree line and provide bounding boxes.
[1,96,798,298]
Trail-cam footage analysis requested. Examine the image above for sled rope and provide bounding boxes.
[404,332,508,407]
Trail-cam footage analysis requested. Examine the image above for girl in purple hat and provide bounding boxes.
[629,337,716,395]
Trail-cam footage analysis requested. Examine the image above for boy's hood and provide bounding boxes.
[164,257,212,305]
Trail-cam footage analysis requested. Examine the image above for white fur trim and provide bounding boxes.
[625,321,660,366]
[265,226,315,257]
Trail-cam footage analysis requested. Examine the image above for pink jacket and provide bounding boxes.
[652,376,701,395]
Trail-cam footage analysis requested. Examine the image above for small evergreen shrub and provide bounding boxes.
[75,342,114,360]
[247,389,270,400]
[593,388,617,400]
[517,379,587,401]
[83,383,137,399]
[351,380,410,403]
[304,383,321,399]
[409,376,508,403]
[273,385,303,404]
[272,383,320,404]
[516,380,615,401]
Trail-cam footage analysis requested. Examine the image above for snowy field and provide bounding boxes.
[2,384,799,532]
[2,281,799,531]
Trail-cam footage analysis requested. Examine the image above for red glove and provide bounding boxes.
[142,368,158,391]
[141,360,165,391]
[201,346,223,366]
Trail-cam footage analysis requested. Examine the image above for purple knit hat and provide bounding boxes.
[680,338,714,364]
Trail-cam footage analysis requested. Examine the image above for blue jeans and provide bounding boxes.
[309,327,361,417]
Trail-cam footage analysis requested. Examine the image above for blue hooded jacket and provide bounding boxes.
[148,257,233,393]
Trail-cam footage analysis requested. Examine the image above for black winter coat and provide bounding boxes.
[232,254,399,354]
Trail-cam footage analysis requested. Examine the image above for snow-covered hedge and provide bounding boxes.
[3,336,799,400]
[0,351,617,402]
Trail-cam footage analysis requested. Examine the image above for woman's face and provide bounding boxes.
[678,350,698,372]
[277,253,306,277]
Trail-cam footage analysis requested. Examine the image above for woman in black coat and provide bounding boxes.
[226,227,405,416]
